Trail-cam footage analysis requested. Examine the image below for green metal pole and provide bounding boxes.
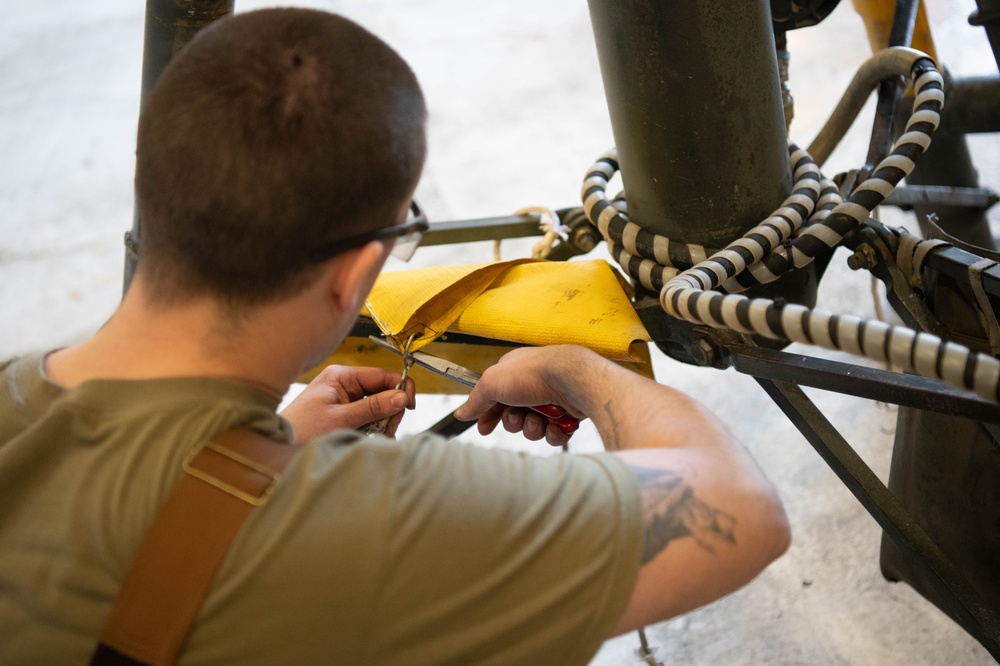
[586,0,791,248]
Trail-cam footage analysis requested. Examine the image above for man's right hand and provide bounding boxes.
[453,346,600,447]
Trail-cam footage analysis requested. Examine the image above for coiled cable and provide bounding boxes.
[581,47,1000,404]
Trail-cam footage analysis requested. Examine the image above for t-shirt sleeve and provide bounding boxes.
[366,438,643,666]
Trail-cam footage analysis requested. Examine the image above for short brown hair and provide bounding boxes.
[134,8,426,306]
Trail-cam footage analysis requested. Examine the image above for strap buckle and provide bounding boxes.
[182,441,281,506]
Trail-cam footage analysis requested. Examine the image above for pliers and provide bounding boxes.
[369,336,580,439]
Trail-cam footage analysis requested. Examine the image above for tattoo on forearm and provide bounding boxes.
[629,465,737,564]
[603,400,622,450]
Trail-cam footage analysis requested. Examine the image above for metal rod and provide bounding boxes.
[923,243,1000,298]
[884,184,999,210]
[635,628,664,666]
[860,0,919,180]
[756,378,1000,661]
[422,214,546,246]
[888,0,921,48]
[808,48,931,167]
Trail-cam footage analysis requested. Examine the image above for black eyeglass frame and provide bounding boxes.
[309,200,429,264]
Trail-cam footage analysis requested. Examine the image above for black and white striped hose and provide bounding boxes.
[581,47,1000,404]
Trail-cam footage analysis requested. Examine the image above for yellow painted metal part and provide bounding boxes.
[851,0,937,60]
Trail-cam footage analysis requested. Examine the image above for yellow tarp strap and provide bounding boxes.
[363,259,651,362]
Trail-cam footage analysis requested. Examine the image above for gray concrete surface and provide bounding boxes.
[1,0,997,663]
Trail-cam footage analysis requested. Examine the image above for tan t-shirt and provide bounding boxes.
[0,353,642,665]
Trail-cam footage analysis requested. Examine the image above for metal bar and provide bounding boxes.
[125,0,235,293]
[923,244,1000,298]
[421,214,545,246]
[729,344,1000,423]
[755,378,1000,661]
[884,184,999,210]
[585,0,790,247]
[887,0,920,47]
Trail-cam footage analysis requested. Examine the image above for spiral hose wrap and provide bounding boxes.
[581,49,1000,404]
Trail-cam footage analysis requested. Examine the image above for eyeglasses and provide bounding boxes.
[310,200,429,264]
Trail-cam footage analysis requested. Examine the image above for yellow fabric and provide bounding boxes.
[364,259,537,351]
[364,259,651,362]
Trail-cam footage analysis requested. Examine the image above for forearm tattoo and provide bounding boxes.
[629,466,737,564]
[602,400,622,450]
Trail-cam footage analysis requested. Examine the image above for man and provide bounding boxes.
[0,8,790,664]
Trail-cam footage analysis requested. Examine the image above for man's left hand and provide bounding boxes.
[280,365,416,442]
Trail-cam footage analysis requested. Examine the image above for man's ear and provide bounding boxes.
[325,241,389,315]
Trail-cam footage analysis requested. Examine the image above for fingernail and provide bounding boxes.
[391,391,407,409]
[504,411,522,428]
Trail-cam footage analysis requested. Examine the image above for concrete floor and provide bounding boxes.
[1,0,998,663]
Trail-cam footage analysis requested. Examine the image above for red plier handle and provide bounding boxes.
[528,404,580,435]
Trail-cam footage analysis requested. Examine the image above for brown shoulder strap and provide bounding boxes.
[91,429,300,666]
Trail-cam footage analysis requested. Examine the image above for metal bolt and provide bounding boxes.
[847,245,878,271]
[694,338,716,366]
